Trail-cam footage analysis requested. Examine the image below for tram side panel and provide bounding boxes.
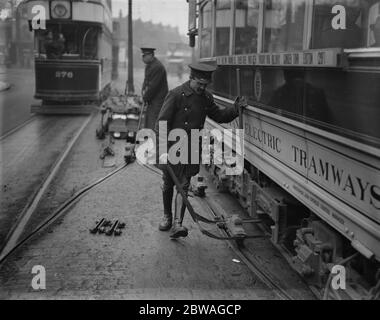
[204,64,380,289]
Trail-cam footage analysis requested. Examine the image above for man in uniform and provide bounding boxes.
[141,47,168,129]
[154,63,246,238]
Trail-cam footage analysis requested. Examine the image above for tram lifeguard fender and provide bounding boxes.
[225,215,246,237]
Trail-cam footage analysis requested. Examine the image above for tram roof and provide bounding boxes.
[22,0,112,32]
[23,0,111,8]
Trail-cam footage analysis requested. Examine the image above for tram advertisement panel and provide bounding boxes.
[209,108,380,228]
[35,60,100,98]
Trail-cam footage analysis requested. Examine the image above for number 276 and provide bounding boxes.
[55,71,73,78]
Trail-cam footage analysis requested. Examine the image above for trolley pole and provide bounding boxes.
[127,0,135,94]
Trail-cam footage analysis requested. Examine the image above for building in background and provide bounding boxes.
[113,12,187,69]
[166,41,192,79]
[0,0,33,67]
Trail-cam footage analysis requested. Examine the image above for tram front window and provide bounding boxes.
[36,25,98,59]
[42,31,65,59]
[263,0,305,52]
[235,0,260,54]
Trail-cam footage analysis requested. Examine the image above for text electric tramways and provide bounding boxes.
[188,0,380,299]
[24,0,113,113]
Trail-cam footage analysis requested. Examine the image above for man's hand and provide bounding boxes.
[234,96,248,109]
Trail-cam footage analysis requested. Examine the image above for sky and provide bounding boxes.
[112,0,189,36]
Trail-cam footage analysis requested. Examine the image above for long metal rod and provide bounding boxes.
[0,161,129,265]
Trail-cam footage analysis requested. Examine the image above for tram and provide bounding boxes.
[188,0,380,299]
[23,0,113,113]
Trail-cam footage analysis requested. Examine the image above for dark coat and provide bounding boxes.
[154,80,239,177]
[142,57,168,129]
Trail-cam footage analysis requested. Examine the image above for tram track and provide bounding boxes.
[0,114,94,262]
[0,147,313,299]
[195,195,297,300]
[0,116,36,141]
[139,163,306,300]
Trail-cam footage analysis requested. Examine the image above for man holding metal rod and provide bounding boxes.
[154,63,247,238]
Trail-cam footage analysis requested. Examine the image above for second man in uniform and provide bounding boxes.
[141,47,169,130]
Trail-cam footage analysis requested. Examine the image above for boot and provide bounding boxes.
[159,189,173,231]
[170,192,188,238]
[170,219,188,238]
[159,214,172,231]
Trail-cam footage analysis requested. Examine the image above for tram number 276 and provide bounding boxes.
[55,71,74,79]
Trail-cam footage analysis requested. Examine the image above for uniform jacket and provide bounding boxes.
[142,57,168,106]
[154,80,239,177]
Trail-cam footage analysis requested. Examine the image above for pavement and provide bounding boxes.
[0,66,10,92]
[0,66,36,137]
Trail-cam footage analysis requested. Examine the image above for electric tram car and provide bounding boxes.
[23,0,113,113]
[188,0,380,298]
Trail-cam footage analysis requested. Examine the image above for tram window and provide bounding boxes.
[311,0,369,49]
[235,0,260,54]
[200,1,212,58]
[263,0,305,52]
[62,25,79,56]
[368,2,380,47]
[215,0,232,56]
[83,28,98,59]
[41,30,65,59]
[305,69,380,141]
[212,65,235,99]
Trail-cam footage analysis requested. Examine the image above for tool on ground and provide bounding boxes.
[124,100,145,164]
[124,144,134,163]
[98,219,112,233]
[100,144,115,160]
[106,219,119,236]
[90,218,106,234]
[117,222,126,229]
[112,221,125,236]
[96,107,108,139]
[165,164,265,242]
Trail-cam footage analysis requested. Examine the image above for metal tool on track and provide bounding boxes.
[165,164,265,243]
